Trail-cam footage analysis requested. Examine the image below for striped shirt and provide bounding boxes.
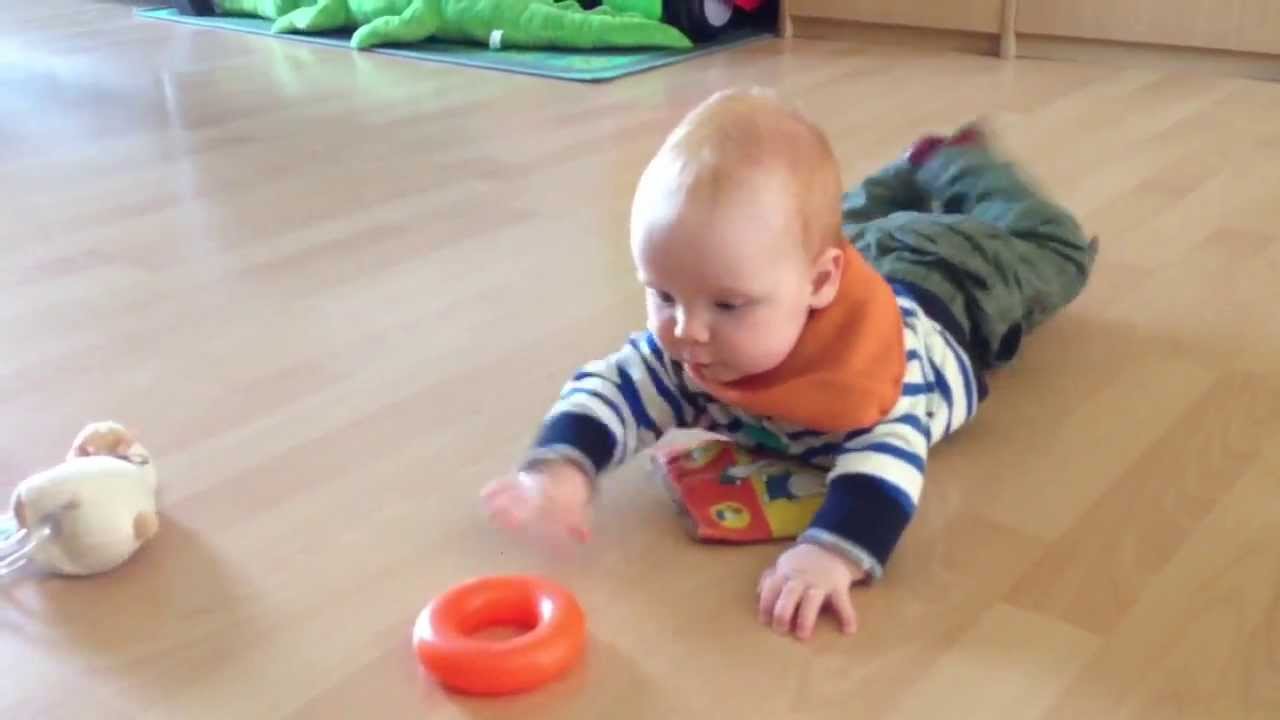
[525,284,983,579]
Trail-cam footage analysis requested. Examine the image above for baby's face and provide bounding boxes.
[632,182,820,384]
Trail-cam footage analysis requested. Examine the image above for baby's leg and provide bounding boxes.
[919,139,1094,273]
[852,132,1097,371]
[840,158,929,226]
[922,138,1097,334]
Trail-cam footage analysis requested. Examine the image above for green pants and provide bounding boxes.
[844,145,1098,372]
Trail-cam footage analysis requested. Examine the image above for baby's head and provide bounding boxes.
[630,88,845,384]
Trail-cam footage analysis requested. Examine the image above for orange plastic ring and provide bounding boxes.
[413,575,587,696]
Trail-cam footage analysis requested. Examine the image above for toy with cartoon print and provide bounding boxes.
[1,421,159,578]
[652,437,828,543]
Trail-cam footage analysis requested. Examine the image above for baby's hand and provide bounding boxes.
[757,543,866,641]
[481,462,592,544]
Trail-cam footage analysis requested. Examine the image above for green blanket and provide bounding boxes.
[214,0,692,50]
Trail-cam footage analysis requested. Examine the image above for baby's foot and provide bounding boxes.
[946,121,988,148]
[905,121,989,167]
[904,134,946,167]
[69,421,136,459]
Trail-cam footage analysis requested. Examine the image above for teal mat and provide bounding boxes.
[0,514,15,545]
[135,6,772,82]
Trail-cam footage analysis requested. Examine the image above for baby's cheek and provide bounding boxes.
[647,310,673,340]
[744,319,798,366]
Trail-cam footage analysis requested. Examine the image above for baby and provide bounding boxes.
[482,88,1096,641]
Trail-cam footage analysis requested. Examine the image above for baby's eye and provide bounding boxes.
[652,290,675,304]
[715,300,743,312]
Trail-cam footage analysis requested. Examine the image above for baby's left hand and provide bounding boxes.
[757,543,866,641]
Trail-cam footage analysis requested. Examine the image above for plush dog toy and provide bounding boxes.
[1,421,159,578]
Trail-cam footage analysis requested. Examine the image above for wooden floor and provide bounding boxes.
[3,2,1279,718]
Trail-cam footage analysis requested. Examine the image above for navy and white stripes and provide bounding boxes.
[526,286,981,579]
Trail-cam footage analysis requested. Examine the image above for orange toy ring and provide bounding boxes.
[413,575,587,695]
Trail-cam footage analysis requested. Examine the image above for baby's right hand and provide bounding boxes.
[481,462,592,544]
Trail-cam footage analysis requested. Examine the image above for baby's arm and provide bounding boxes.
[756,414,931,640]
[522,331,701,489]
[799,414,931,580]
[485,332,700,540]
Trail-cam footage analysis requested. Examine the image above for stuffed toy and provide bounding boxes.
[651,437,828,543]
[212,0,693,51]
[1,422,159,578]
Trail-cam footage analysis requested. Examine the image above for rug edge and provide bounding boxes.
[133,6,776,83]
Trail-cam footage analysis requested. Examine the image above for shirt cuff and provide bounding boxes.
[805,472,915,579]
[523,412,616,490]
[798,528,883,581]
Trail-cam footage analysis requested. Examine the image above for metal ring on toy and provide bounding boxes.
[413,575,587,695]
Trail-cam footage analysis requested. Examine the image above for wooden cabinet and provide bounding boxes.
[1016,0,1280,56]
[787,0,1006,34]
[785,0,1280,77]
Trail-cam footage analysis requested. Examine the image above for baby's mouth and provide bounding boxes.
[690,361,728,381]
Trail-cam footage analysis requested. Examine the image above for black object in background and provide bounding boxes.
[173,0,217,15]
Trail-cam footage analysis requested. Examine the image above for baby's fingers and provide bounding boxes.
[771,581,805,635]
[757,569,785,627]
[480,477,517,500]
[795,588,826,641]
[831,588,859,635]
[484,486,534,529]
[547,500,591,543]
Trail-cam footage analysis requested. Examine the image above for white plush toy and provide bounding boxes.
[1,421,159,577]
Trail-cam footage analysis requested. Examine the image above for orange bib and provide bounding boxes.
[690,245,905,432]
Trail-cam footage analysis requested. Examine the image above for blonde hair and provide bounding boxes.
[640,87,845,258]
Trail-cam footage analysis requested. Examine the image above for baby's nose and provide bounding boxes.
[673,308,709,343]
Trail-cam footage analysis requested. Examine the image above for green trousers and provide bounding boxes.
[844,145,1098,373]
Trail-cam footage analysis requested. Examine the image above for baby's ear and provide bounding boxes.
[808,246,844,309]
